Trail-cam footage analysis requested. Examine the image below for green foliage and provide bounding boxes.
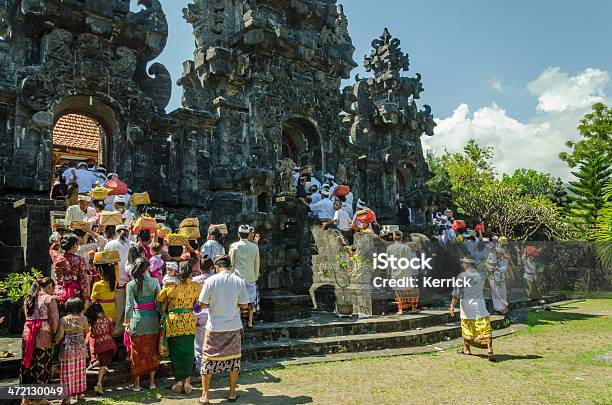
[425,149,452,193]
[566,154,611,239]
[593,185,612,268]
[426,139,496,193]
[322,253,372,303]
[560,102,612,168]
[446,140,565,240]
[0,268,43,303]
[501,169,556,199]
[463,139,495,174]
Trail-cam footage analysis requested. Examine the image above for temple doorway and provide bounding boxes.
[281,118,323,171]
[51,112,109,181]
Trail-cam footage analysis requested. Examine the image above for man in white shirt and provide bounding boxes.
[104,225,135,334]
[73,162,97,193]
[113,195,135,228]
[307,174,322,195]
[292,165,301,188]
[306,189,334,221]
[322,173,337,197]
[450,256,495,361]
[308,185,321,204]
[229,225,260,328]
[198,255,249,404]
[65,194,97,223]
[323,200,353,243]
[62,164,78,186]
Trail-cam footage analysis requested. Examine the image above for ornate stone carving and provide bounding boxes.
[138,62,172,111]
[19,73,54,111]
[276,158,296,196]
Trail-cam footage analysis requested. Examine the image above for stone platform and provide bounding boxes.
[0,294,564,390]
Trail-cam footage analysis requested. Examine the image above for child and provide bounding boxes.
[149,243,164,286]
[54,298,89,404]
[162,261,178,285]
[85,303,118,395]
[91,262,117,321]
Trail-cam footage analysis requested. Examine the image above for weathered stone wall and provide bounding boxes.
[0,0,446,321]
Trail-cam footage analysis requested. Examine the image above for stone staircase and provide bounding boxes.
[0,294,564,390]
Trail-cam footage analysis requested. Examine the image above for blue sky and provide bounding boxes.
[143,1,612,179]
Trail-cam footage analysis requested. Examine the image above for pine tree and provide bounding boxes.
[593,185,612,268]
[566,155,612,239]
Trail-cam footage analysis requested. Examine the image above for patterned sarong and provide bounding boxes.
[60,333,87,396]
[20,345,52,385]
[201,329,242,375]
[130,333,159,378]
[460,316,492,349]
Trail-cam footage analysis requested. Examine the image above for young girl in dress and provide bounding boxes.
[149,243,165,286]
[85,303,118,395]
[54,298,89,404]
[91,262,117,322]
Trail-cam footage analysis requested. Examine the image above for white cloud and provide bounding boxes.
[489,76,505,93]
[424,67,610,181]
[527,67,609,113]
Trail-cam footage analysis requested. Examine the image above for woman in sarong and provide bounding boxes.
[20,277,59,404]
[157,261,202,394]
[53,234,90,311]
[124,257,160,391]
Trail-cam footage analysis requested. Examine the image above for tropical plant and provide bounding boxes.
[0,268,42,304]
[322,252,372,304]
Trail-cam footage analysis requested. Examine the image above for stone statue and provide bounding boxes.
[276,158,296,196]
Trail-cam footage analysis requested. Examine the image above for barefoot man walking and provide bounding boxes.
[198,255,249,404]
[450,255,496,362]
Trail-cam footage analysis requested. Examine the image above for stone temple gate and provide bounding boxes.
[0,0,449,320]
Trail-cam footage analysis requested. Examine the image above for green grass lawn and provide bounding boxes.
[95,299,612,405]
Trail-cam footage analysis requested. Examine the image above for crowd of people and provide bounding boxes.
[22,171,262,404]
[23,163,546,401]
[293,165,381,244]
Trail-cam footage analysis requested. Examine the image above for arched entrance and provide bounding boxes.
[51,112,110,181]
[281,118,323,172]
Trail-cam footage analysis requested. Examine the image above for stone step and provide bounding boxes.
[85,359,173,389]
[245,310,452,344]
[241,314,507,362]
[245,294,562,344]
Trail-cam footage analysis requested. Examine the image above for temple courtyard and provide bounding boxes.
[77,299,611,405]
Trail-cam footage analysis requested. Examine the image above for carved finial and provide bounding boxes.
[381,28,392,45]
[365,28,409,75]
